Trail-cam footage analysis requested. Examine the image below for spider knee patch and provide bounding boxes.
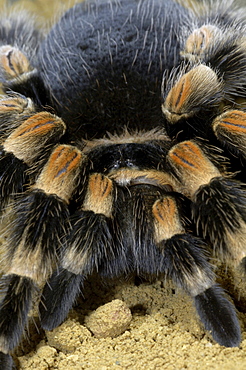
[3,111,66,166]
[167,140,220,197]
[152,196,184,243]
[0,45,33,82]
[212,110,246,159]
[0,113,66,210]
[181,24,222,61]
[82,173,114,217]
[0,95,35,138]
[34,144,85,203]
[162,65,222,123]
[168,140,246,263]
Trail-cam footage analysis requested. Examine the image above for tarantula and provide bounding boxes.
[0,0,246,367]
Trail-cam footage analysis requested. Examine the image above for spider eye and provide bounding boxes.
[125,159,134,167]
[111,159,135,170]
[112,161,120,169]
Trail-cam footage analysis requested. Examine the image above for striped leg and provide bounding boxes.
[40,173,118,330]
[152,194,241,347]
[0,145,83,358]
[0,107,65,210]
[167,140,246,265]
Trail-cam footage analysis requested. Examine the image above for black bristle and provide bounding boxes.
[7,73,51,108]
[115,184,165,276]
[87,141,170,175]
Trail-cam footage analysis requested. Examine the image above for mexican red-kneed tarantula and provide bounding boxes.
[0,0,246,367]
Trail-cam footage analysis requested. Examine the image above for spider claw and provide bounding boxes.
[40,269,83,331]
[0,352,14,370]
[0,275,35,353]
[194,285,241,347]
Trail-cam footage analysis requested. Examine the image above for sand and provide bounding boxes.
[0,0,246,369]
[14,268,246,369]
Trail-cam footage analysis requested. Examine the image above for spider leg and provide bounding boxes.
[152,194,241,347]
[0,13,50,107]
[163,23,246,165]
[0,45,33,83]
[162,63,224,141]
[0,12,42,63]
[40,173,119,330]
[0,108,65,210]
[0,144,84,357]
[167,140,246,266]
[180,22,246,100]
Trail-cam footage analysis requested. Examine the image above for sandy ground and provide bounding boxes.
[1,0,246,369]
[13,267,246,370]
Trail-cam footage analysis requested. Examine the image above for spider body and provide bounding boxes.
[0,0,246,368]
[37,0,185,140]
